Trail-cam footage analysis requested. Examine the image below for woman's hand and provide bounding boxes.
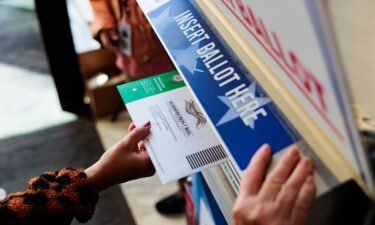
[232,144,316,225]
[85,121,155,193]
[99,28,120,52]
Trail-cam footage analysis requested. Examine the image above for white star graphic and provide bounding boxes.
[150,4,172,31]
[151,4,204,75]
[216,82,272,129]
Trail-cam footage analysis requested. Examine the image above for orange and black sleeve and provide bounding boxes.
[0,168,99,225]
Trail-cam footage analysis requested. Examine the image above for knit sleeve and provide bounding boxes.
[0,168,99,225]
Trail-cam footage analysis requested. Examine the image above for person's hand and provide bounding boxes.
[99,28,120,52]
[232,144,316,225]
[85,121,155,193]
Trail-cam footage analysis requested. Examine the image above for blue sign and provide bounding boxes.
[147,0,299,170]
[190,173,227,225]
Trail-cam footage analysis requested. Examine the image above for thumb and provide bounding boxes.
[125,121,151,149]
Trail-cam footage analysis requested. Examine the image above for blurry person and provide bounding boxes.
[90,0,175,80]
[89,0,185,215]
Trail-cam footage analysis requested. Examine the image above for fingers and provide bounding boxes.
[100,29,119,51]
[136,150,156,177]
[258,147,300,200]
[234,144,315,225]
[127,123,147,152]
[134,142,146,154]
[240,144,272,196]
[128,123,136,133]
[139,141,146,151]
[109,29,119,41]
[124,121,151,150]
[100,31,112,49]
[275,157,313,214]
[291,175,316,224]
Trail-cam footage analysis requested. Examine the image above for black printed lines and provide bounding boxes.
[186,145,227,170]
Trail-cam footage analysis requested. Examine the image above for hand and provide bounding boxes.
[85,121,155,193]
[232,144,316,225]
[99,28,120,52]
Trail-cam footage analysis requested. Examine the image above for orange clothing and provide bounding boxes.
[90,0,175,79]
[90,0,121,38]
[0,168,98,225]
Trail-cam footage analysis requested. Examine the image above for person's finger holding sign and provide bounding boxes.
[233,144,316,225]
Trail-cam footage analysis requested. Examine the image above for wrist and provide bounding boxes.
[85,161,109,193]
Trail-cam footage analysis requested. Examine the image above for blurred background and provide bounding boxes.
[0,0,185,224]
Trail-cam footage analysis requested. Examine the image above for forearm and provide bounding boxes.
[0,168,99,225]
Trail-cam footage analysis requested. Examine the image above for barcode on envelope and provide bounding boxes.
[186,145,227,170]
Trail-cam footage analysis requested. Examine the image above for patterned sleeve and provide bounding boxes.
[0,168,99,225]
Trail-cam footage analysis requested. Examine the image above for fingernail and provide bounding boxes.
[261,144,271,153]
[303,158,312,167]
[143,121,151,128]
[289,148,299,158]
